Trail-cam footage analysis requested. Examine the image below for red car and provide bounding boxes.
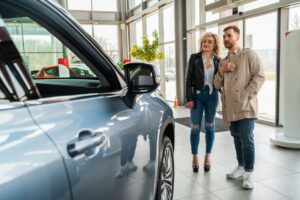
[34,64,77,78]
[34,64,95,78]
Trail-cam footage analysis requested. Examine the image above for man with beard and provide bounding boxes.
[214,26,265,189]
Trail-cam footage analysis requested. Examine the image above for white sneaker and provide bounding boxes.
[226,165,245,179]
[243,172,254,189]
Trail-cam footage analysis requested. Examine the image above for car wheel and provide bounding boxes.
[156,136,174,200]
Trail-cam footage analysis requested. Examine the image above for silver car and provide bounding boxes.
[0,0,175,199]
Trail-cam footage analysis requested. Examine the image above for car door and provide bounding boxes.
[0,2,157,199]
[24,55,154,199]
[0,27,71,200]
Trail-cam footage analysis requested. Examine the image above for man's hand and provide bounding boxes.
[186,101,194,109]
[218,62,237,77]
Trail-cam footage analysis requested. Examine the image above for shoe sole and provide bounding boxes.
[243,185,254,190]
[226,174,244,179]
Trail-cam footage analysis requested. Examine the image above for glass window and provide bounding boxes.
[245,12,277,122]
[5,19,64,74]
[0,89,6,102]
[195,30,201,52]
[206,11,220,23]
[68,0,91,11]
[239,0,279,12]
[1,63,26,101]
[80,24,93,36]
[0,61,15,97]
[147,0,158,7]
[195,0,200,26]
[22,23,63,53]
[128,0,141,10]
[207,8,234,21]
[146,12,159,41]
[129,20,142,47]
[136,20,143,46]
[93,25,119,63]
[80,24,120,62]
[206,0,218,5]
[206,25,219,34]
[5,23,23,52]
[220,9,234,18]
[1,9,111,99]
[0,64,11,102]
[4,18,99,80]
[92,0,117,11]
[25,53,64,74]
[289,5,300,31]
[163,5,175,42]
[164,43,176,101]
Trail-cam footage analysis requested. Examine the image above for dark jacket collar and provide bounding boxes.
[195,52,219,74]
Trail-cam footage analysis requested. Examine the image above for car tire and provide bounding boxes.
[155,136,174,200]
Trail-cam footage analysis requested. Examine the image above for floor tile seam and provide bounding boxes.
[258,171,300,183]
[258,156,300,171]
[178,169,241,193]
[254,171,297,182]
[174,191,222,200]
[173,190,213,200]
[175,167,210,186]
[259,182,294,200]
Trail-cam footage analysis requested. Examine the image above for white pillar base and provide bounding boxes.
[270,133,300,149]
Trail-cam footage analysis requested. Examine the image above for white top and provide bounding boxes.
[196,55,215,94]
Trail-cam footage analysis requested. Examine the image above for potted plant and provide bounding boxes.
[129,30,164,63]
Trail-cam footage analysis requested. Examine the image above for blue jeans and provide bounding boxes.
[190,87,218,155]
[230,119,255,172]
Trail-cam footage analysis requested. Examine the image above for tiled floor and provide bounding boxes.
[172,107,300,200]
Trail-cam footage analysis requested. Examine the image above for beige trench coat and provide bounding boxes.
[213,48,265,123]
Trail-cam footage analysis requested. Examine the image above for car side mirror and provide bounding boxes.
[123,62,160,108]
[124,62,159,94]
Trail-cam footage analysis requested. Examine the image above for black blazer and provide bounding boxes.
[185,52,219,102]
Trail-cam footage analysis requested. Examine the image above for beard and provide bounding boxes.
[224,42,233,49]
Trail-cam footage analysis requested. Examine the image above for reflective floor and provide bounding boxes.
[173,107,300,200]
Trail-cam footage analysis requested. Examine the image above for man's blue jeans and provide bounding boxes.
[230,119,255,172]
[190,87,218,155]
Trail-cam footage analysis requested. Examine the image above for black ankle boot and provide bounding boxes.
[204,164,210,172]
[193,164,199,173]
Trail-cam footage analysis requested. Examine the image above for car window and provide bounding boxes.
[4,17,98,80]
[0,87,8,103]
[0,81,11,103]
[0,17,40,101]
[44,67,59,77]
[1,13,110,98]
[0,89,5,99]
[0,52,29,101]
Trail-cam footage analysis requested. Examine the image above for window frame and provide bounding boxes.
[0,1,126,100]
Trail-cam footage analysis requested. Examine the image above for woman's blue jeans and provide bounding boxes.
[190,87,218,155]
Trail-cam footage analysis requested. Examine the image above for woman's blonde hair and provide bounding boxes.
[199,32,221,58]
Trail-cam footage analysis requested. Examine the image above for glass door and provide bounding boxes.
[245,12,278,122]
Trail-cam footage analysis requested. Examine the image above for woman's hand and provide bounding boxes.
[186,101,194,109]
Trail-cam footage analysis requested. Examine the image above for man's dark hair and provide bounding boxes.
[223,26,240,35]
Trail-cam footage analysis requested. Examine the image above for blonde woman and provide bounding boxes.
[185,32,221,173]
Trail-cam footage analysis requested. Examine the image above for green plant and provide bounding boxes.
[129,30,164,63]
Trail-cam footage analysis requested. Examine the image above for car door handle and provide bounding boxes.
[67,131,106,157]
